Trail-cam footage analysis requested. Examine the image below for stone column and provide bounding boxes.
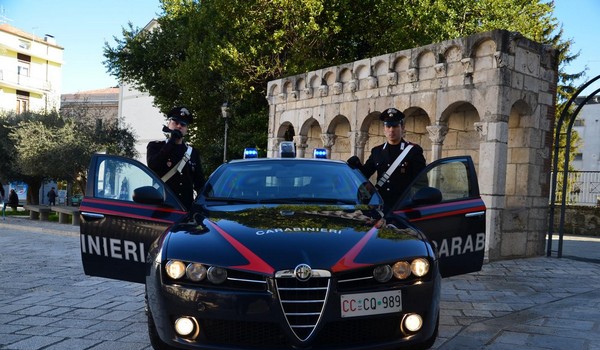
[475,120,508,261]
[320,133,337,156]
[293,135,308,158]
[351,131,369,162]
[426,124,448,162]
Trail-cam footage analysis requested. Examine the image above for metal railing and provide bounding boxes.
[552,170,600,206]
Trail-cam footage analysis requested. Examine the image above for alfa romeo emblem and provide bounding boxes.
[294,264,312,281]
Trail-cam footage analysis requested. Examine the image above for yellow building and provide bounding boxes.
[0,23,63,114]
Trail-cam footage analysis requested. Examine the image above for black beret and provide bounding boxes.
[167,107,193,125]
[379,108,405,126]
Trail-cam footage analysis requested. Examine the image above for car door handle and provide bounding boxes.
[81,212,105,220]
[465,211,485,218]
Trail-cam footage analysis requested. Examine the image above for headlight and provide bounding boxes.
[207,266,228,284]
[411,258,429,277]
[186,263,207,282]
[392,261,411,279]
[165,260,186,279]
[373,265,393,282]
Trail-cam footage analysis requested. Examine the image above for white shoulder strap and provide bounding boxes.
[161,145,193,182]
[376,144,413,188]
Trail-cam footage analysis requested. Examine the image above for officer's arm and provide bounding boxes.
[146,141,175,171]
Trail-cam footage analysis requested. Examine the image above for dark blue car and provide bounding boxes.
[80,154,485,350]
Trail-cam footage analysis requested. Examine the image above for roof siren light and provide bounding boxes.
[313,148,328,159]
[243,148,259,159]
[279,141,296,158]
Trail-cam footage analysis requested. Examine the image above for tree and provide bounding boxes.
[103,0,581,173]
[0,110,137,204]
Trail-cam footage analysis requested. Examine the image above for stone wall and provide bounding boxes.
[554,206,600,236]
[266,30,559,261]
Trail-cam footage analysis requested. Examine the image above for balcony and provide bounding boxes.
[0,68,51,94]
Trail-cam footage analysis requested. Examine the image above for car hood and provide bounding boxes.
[164,205,430,275]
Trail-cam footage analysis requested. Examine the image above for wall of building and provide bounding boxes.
[118,83,165,163]
[0,24,63,113]
[572,97,600,171]
[266,30,559,261]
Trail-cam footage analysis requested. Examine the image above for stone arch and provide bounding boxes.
[440,102,481,167]
[472,38,498,80]
[417,50,437,81]
[404,107,432,161]
[324,71,336,86]
[299,117,323,158]
[326,115,352,160]
[393,56,410,83]
[309,74,321,89]
[268,84,280,98]
[506,99,535,204]
[296,78,306,91]
[444,46,463,76]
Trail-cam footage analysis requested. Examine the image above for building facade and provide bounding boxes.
[0,23,63,114]
[61,87,119,123]
[266,30,559,261]
[118,19,165,164]
[572,96,600,171]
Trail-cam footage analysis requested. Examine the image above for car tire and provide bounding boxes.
[148,309,179,350]
[411,313,439,350]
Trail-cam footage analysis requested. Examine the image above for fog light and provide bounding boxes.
[403,313,423,332]
[174,317,196,337]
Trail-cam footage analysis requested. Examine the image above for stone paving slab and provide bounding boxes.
[1,217,600,349]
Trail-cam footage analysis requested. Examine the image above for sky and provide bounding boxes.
[0,0,599,95]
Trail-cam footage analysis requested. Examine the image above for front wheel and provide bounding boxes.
[148,309,179,350]
[410,314,439,350]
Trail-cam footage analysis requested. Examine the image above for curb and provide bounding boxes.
[0,216,79,237]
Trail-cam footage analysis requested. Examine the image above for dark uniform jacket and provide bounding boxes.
[147,140,205,209]
[360,140,426,210]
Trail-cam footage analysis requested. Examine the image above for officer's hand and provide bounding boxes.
[168,129,183,143]
[347,156,362,169]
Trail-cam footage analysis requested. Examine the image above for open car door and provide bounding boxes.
[390,156,486,278]
[80,154,188,283]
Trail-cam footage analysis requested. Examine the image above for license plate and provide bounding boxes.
[341,290,402,318]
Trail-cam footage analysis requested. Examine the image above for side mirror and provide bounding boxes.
[132,186,165,205]
[412,187,442,206]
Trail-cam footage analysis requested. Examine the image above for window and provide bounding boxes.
[574,119,585,127]
[96,158,162,201]
[17,53,31,77]
[16,90,29,114]
[18,40,31,50]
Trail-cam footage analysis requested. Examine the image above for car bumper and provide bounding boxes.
[147,266,441,350]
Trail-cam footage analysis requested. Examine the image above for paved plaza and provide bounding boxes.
[1,217,599,350]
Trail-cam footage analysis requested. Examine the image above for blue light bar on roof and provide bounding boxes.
[313,148,328,159]
[243,148,259,159]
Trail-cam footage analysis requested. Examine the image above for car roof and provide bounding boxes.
[226,157,348,165]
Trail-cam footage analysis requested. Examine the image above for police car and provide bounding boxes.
[79,144,485,350]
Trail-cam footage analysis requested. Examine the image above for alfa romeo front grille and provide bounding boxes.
[275,269,331,341]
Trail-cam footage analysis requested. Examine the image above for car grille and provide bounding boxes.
[201,315,402,348]
[275,272,330,341]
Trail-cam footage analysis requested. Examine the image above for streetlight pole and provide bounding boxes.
[221,102,230,163]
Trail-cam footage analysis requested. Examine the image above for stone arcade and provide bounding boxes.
[266,30,558,261]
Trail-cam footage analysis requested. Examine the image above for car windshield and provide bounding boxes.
[200,159,380,206]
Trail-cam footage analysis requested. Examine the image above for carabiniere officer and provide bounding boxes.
[147,107,205,209]
[348,108,426,211]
